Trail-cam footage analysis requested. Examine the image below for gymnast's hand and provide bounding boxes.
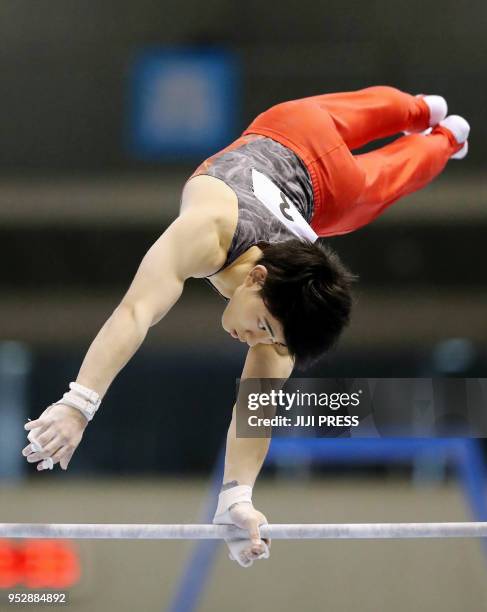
[22,404,88,471]
[226,502,271,567]
[213,484,271,568]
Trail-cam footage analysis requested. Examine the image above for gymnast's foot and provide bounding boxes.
[422,95,448,127]
[405,94,448,135]
[438,115,470,159]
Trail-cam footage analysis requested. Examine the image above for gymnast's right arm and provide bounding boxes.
[22,208,227,471]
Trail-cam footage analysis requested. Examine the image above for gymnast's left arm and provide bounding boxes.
[213,343,294,567]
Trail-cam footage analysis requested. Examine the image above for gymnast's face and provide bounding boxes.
[221,265,286,348]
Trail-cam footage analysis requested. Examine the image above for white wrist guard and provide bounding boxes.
[214,485,253,523]
[213,485,270,568]
[53,382,101,422]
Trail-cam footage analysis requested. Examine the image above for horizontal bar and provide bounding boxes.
[1,522,487,540]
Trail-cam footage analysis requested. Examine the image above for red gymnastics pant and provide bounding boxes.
[243,86,462,236]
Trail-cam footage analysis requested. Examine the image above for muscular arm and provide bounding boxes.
[213,344,293,567]
[223,343,294,487]
[23,205,228,471]
[76,209,226,398]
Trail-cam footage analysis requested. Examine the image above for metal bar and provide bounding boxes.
[2,522,487,540]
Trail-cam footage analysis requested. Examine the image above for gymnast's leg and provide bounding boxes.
[353,119,469,220]
[300,86,444,150]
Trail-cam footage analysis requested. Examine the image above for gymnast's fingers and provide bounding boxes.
[59,451,74,471]
[24,418,52,433]
[26,452,48,464]
[246,517,267,556]
[35,426,61,449]
[50,445,72,466]
[36,435,65,458]
[22,444,36,457]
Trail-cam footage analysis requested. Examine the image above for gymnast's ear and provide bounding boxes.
[246,265,268,287]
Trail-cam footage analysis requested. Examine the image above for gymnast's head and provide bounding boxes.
[221,239,356,368]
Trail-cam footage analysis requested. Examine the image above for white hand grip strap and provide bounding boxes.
[213,485,270,568]
[69,382,101,406]
[54,382,101,422]
[214,485,253,521]
[226,538,270,568]
[55,393,95,421]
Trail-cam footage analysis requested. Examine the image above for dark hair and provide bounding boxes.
[258,239,356,369]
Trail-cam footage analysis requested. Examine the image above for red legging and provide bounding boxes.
[243,86,461,236]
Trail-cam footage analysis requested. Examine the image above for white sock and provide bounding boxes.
[422,95,448,127]
[439,115,470,159]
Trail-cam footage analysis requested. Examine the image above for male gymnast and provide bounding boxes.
[23,86,470,567]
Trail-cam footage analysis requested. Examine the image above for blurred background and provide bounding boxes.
[1,1,486,610]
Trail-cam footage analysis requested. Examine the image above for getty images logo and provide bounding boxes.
[247,389,363,411]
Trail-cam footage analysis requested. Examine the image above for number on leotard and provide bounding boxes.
[279,192,294,222]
